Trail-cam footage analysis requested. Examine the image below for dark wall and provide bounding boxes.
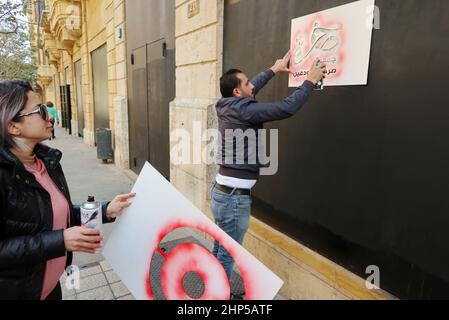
[223,0,449,299]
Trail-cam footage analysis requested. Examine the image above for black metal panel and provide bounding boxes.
[147,39,173,180]
[224,0,449,299]
[129,46,149,174]
[126,0,175,177]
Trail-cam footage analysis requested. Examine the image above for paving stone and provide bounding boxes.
[110,281,130,298]
[78,286,115,300]
[75,273,108,293]
[100,260,113,272]
[105,270,121,284]
[79,265,102,278]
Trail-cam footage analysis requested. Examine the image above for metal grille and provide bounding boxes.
[149,237,245,300]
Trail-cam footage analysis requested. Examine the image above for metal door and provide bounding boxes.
[129,45,149,174]
[91,44,109,139]
[59,85,72,134]
[126,0,175,177]
[59,86,66,128]
[74,59,84,137]
[147,39,172,180]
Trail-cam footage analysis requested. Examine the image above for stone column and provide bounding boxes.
[170,0,224,213]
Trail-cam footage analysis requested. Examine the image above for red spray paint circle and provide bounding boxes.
[161,243,230,300]
[146,220,252,300]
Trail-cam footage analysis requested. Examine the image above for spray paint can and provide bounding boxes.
[314,59,324,90]
[80,196,102,231]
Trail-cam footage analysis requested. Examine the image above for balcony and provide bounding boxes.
[42,32,61,67]
[37,65,53,87]
[40,10,51,33]
[38,65,52,78]
[46,0,82,54]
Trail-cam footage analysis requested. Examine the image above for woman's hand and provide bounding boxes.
[106,192,136,221]
[63,227,104,254]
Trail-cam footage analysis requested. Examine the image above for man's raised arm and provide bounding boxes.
[251,51,292,97]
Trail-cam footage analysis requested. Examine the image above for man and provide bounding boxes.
[44,101,60,140]
[211,52,326,299]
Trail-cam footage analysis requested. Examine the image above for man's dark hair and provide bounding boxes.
[220,69,243,98]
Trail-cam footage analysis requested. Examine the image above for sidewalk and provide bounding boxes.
[46,126,284,300]
[46,126,137,299]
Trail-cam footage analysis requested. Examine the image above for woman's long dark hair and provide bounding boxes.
[0,80,33,148]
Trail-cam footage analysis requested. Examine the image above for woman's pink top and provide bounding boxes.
[25,157,69,300]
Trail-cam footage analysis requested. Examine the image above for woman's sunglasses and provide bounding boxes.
[13,104,49,121]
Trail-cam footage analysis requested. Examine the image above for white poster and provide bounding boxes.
[289,0,375,87]
[103,162,284,300]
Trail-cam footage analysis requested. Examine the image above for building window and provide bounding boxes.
[36,0,46,24]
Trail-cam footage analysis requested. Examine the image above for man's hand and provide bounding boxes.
[270,51,291,74]
[307,59,327,85]
[106,192,137,220]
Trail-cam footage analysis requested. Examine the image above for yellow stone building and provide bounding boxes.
[28,0,399,300]
[28,0,129,169]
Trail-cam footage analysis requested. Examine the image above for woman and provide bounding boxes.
[0,80,135,300]
[44,101,59,140]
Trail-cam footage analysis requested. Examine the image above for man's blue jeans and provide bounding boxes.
[210,183,252,281]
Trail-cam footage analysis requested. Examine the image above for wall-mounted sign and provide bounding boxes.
[188,0,200,19]
[289,0,375,87]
